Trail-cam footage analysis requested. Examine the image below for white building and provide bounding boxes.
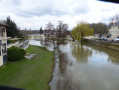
[109,22,119,38]
[0,23,7,66]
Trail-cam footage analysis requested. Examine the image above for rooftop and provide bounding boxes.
[0,22,9,27]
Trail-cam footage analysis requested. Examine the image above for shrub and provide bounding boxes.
[7,40,11,44]
[7,40,15,44]
[11,40,16,43]
[7,46,26,61]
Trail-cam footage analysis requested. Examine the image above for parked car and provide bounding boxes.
[103,37,108,41]
[113,38,119,41]
[111,38,119,42]
[98,37,108,41]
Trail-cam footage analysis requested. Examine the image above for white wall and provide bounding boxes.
[0,55,3,66]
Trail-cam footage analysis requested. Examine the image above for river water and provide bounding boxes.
[29,40,119,90]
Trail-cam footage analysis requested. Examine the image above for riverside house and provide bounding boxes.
[0,23,7,66]
[109,21,119,38]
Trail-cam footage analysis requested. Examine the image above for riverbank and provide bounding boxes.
[84,39,119,52]
[0,45,54,90]
[67,39,119,52]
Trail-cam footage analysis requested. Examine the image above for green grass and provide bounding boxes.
[0,45,54,90]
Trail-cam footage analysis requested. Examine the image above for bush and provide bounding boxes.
[10,40,16,43]
[7,46,26,61]
[7,40,16,44]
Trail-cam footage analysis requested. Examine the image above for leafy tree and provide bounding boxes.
[71,21,93,42]
[90,23,108,37]
[4,16,20,38]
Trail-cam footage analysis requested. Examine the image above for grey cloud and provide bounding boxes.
[74,7,90,14]
[16,7,89,18]
[15,7,69,17]
[12,0,21,5]
[16,11,33,18]
[0,0,90,30]
[12,0,90,18]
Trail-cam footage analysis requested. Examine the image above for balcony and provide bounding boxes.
[0,37,7,40]
[0,37,7,44]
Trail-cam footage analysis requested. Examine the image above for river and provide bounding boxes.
[29,40,119,90]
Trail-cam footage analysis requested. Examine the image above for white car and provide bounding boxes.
[98,37,108,40]
[113,38,119,41]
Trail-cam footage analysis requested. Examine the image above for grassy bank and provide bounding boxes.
[81,39,119,52]
[89,42,119,52]
[0,45,54,90]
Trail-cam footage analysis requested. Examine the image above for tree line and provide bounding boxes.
[0,16,45,40]
[71,21,109,43]
[1,15,117,42]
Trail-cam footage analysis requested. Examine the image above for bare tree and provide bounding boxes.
[44,21,68,50]
[44,22,56,50]
[109,14,119,27]
[44,22,54,36]
[56,21,68,49]
[56,21,68,38]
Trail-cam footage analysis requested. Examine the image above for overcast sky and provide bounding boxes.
[0,0,119,30]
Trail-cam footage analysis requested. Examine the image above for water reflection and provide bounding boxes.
[72,44,92,63]
[108,56,119,64]
[29,40,119,90]
[57,53,81,90]
[86,44,119,64]
[59,43,119,90]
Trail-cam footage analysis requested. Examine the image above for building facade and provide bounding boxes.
[109,21,119,38]
[0,23,7,66]
[109,25,119,38]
